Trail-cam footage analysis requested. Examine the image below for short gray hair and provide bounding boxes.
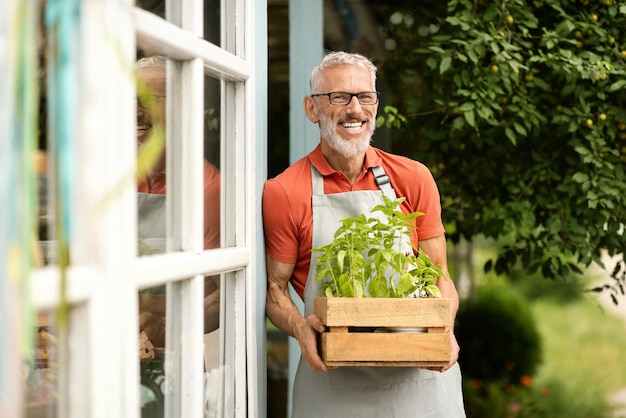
[309,51,377,93]
[136,55,167,70]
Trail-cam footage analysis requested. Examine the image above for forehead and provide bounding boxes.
[318,64,373,92]
[137,67,166,94]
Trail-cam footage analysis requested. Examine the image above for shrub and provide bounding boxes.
[456,285,542,383]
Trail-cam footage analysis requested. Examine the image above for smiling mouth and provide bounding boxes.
[342,121,364,130]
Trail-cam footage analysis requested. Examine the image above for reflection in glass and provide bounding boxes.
[25,311,59,418]
[137,278,223,418]
[135,0,221,47]
[136,56,168,256]
[134,55,224,417]
[138,285,166,418]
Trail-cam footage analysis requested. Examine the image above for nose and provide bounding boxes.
[137,101,147,117]
[345,95,363,112]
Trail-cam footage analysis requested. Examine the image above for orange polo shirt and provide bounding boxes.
[137,159,221,250]
[262,145,445,299]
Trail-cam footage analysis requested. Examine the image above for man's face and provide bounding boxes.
[313,65,378,158]
[136,67,166,150]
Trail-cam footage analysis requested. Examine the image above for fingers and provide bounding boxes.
[299,314,328,372]
[306,314,326,334]
[439,332,460,372]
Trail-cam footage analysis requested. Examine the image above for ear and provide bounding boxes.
[304,96,319,124]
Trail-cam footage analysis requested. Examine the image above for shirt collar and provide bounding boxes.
[309,145,382,176]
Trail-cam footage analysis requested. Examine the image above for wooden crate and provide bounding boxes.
[314,297,451,367]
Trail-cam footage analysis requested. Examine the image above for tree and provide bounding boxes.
[373,0,626,303]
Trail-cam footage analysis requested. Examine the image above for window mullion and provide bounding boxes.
[74,0,138,418]
[163,0,205,416]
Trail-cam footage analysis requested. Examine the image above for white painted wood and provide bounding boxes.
[135,8,250,82]
[134,247,251,288]
[220,0,253,415]
[162,0,207,415]
[31,248,251,308]
[31,266,95,308]
[0,1,22,414]
[249,1,270,417]
[74,1,139,418]
[163,35,206,418]
[244,0,263,415]
[9,0,265,416]
[0,0,24,417]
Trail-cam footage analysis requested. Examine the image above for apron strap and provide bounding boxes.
[371,165,397,199]
[311,163,325,195]
[310,163,398,198]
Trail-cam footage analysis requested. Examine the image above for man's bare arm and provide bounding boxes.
[265,254,327,372]
[419,234,460,372]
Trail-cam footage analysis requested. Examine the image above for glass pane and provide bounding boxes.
[136,0,165,19]
[138,285,166,418]
[134,56,223,255]
[136,55,169,256]
[138,275,223,418]
[203,73,222,418]
[27,30,59,417]
[136,0,221,47]
[25,310,59,418]
[135,60,224,418]
[203,74,221,251]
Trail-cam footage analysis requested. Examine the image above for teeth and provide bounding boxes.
[343,122,362,129]
[137,125,149,131]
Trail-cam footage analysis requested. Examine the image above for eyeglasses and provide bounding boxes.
[137,95,166,109]
[310,91,380,106]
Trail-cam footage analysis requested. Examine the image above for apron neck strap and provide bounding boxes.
[310,163,398,199]
[371,165,397,199]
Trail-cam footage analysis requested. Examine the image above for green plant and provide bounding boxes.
[456,285,542,384]
[313,195,444,298]
[369,0,626,300]
[463,377,549,418]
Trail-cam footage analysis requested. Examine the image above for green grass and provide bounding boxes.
[455,239,626,417]
[530,295,626,417]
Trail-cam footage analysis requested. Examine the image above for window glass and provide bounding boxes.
[137,0,221,47]
[28,22,59,415]
[25,310,59,418]
[135,59,224,418]
[136,55,170,256]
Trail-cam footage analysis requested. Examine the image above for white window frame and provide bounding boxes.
[9,0,263,417]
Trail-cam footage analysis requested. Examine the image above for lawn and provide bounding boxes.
[459,241,626,417]
[530,292,626,417]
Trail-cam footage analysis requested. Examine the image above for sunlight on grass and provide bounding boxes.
[533,297,626,396]
[459,240,626,416]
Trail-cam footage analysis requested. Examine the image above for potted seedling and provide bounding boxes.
[312,195,452,367]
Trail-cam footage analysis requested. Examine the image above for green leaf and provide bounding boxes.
[505,127,517,145]
[609,79,626,92]
[440,56,452,74]
[464,109,476,127]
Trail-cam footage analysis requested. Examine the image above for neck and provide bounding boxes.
[320,142,365,185]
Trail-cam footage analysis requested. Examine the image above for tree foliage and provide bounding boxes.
[373,0,626,300]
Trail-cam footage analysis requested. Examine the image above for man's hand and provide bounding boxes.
[294,314,328,372]
[439,330,460,372]
[265,255,331,372]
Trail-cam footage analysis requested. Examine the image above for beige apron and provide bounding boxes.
[138,193,167,254]
[291,164,466,418]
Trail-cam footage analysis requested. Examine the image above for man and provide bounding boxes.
[263,51,466,417]
[135,56,221,349]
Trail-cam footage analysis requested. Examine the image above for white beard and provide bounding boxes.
[319,112,374,158]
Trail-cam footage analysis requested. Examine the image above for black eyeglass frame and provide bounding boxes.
[136,95,166,109]
[310,91,380,106]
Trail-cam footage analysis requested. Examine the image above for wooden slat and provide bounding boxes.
[320,332,450,368]
[314,297,451,328]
